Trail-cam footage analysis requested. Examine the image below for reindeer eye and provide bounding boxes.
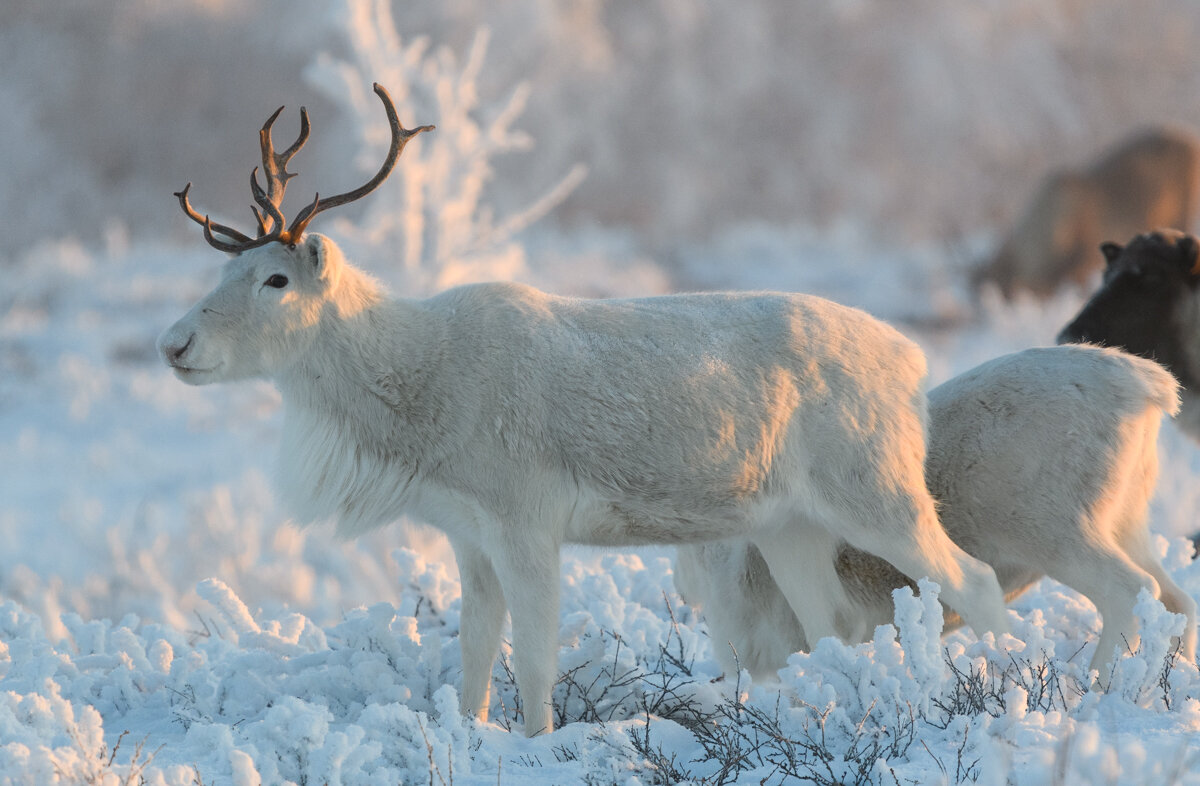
[264,274,289,289]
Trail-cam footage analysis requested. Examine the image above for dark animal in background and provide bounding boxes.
[1058,228,1200,440]
[974,128,1200,300]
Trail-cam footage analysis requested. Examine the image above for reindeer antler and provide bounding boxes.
[250,103,310,236]
[285,86,435,241]
[175,83,434,253]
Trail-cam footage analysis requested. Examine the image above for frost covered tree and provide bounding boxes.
[9,0,1200,259]
[304,0,586,292]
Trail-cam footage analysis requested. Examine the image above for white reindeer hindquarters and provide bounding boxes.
[159,84,1011,736]
[677,344,1196,682]
[930,345,1195,679]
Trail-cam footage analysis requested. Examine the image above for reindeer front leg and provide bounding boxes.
[490,530,561,736]
[452,538,507,723]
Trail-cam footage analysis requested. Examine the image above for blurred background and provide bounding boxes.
[5,0,1200,633]
[6,0,1200,275]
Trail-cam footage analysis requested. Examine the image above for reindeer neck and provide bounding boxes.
[270,287,452,534]
[274,289,446,455]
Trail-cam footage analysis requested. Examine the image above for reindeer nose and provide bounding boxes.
[163,334,195,364]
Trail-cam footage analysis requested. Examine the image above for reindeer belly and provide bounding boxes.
[561,483,779,547]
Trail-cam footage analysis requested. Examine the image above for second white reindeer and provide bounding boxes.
[676,344,1197,681]
[158,84,1009,735]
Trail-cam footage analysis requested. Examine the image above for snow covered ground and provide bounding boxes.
[6,213,1200,785]
[7,2,1200,784]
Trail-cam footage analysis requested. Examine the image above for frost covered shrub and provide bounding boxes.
[2,553,1199,782]
[1105,590,1200,710]
[481,554,715,732]
[304,0,585,292]
[604,581,1199,786]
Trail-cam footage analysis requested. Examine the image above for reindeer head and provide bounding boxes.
[1057,229,1200,389]
[158,84,433,384]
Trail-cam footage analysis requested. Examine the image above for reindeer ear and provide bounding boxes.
[1099,241,1124,265]
[304,233,343,285]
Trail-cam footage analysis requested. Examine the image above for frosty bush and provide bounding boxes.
[1104,590,1199,709]
[3,548,1200,783]
[304,0,586,292]
[569,580,1200,786]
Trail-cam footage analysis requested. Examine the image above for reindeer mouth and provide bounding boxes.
[170,362,221,382]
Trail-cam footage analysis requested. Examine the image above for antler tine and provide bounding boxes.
[257,104,310,235]
[185,170,290,255]
[249,167,287,240]
[279,106,311,161]
[252,206,268,236]
[201,214,285,254]
[287,83,434,240]
[201,214,286,253]
[202,216,253,254]
[174,183,255,245]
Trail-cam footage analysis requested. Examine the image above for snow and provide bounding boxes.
[7,2,1200,784]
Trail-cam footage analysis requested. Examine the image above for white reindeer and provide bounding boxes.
[158,84,1010,735]
[676,344,1197,681]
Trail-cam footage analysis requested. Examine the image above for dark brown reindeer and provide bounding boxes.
[1058,229,1200,440]
[976,129,1200,300]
